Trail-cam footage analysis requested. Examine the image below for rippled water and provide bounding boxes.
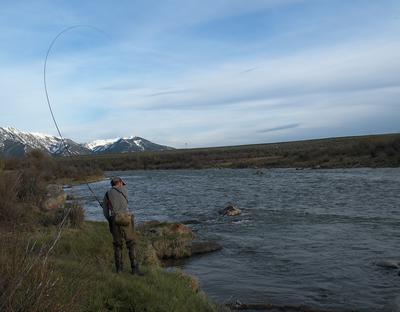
[69,168,400,311]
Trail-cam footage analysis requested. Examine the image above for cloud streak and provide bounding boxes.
[258,123,301,133]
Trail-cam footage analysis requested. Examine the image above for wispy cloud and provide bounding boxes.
[109,39,400,111]
[144,89,193,97]
[0,0,399,147]
[98,83,144,91]
[258,123,301,133]
[239,67,259,74]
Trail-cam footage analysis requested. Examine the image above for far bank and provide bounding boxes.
[58,133,400,171]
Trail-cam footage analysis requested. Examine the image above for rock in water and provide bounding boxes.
[219,204,241,216]
[190,241,223,255]
[137,221,222,259]
[376,260,400,269]
[169,223,193,235]
[181,219,201,225]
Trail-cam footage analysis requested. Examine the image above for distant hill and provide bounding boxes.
[67,133,400,170]
[0,127,173,158]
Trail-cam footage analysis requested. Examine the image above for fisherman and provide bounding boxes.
[102,177,144,275]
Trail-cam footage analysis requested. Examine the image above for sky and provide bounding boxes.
[1,0,399,148]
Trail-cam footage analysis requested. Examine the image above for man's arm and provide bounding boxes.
[102,193,111,220]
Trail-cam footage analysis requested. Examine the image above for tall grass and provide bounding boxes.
[0,150,221,311]
[46,222,221,312]
[0,150,90,311]
[0,230,82,312]
[67,201,85,228]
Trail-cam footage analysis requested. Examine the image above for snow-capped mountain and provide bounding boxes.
[86,138,120,151]
[85,136,173,154]
[0,127,173,158]
[0,127,91,157]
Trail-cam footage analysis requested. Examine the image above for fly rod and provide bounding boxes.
[44,25,108,207]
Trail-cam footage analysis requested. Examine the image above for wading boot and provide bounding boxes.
[114,245,123,273]
[128,244,144,276]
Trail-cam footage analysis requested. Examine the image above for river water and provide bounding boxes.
[69,168,400,311]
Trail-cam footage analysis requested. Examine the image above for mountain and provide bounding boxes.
[0,127,91,157]
[86,137,174,154]
[0,127,173,158]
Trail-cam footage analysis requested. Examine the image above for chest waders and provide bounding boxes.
[106,191,143,275]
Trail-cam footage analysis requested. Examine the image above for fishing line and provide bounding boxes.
[44,25,109,207]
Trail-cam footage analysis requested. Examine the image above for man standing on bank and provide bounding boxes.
[102,177,144,275]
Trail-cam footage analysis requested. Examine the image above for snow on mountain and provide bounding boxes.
[86,136,145,151]
[0,127,173,158]
[0,127,63,156]
[85,136,172,154]
[85,138,119,150]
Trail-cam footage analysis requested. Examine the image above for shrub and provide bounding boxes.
[68,201,85,228]
[6,150,103,183]
[295,152,310,162]
[16,168,47,204]
[0,172,24,224]
[0,230,80,312]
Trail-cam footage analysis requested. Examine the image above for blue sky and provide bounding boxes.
[1,0,399,147]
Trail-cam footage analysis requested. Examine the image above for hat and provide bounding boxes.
[110,177,126,186]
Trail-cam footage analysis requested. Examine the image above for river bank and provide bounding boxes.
[64,133,400,171]
[2,214,225,311]
[34,220,224,311]
[0,150,225,312]
[57,174,106,186]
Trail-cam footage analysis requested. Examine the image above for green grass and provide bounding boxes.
[0,154,223,311]
[37,221,221,312]
[52,259,214,312]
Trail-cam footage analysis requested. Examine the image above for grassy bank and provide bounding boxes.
[1,222,220,312]
[39,222,219,311]
[0,150,222,312]
[61,133,400,171]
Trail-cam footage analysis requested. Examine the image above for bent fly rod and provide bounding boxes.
[44,25,108,208]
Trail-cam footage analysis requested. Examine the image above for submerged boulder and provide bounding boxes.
[376,260,400,269]
[181,219,201,225]
[190,241,222,255]
[219,204,241,216]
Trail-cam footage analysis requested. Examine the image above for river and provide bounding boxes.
[69,168,400,311]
